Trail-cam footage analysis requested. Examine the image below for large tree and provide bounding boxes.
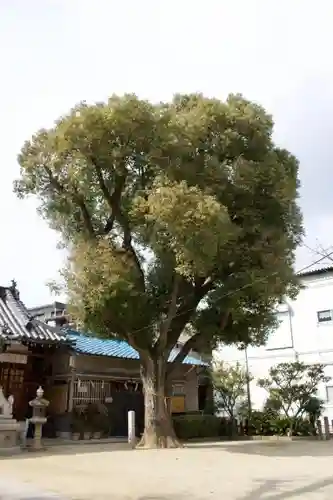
[14,93,303,448]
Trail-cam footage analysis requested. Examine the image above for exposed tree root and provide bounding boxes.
[136,431,183,449]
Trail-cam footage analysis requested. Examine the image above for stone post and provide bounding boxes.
[316,419,323,440]
[323,416,330,440]
[128,410,136,448]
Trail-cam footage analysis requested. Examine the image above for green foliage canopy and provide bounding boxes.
[212,361,250,418]
[15,93,303,360]
[258,361,330,421]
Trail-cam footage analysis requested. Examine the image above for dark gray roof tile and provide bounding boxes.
[0,285,67,343]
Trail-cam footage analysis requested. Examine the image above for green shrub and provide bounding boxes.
[172,412,314,440]
[173,414,221,440]
[249,410,270,435]
[248,410,313,436]
[70,407,85,436]
[219,417,237,437]
[293,418,313,436]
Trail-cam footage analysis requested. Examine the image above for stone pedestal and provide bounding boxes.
[29,417,47,450]
[0,387,20,452]
[0,417,20,449]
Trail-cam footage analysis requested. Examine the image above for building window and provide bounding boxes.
[317,310,333,323]
[326,386,333,403]
[172,384,185,396]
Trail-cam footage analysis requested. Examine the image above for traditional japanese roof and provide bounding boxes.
[0,282,207,364]
[67,330,208,366]
[0,283,68,343]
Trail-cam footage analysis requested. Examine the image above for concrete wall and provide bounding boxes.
[214,269,333,419]
[73,355,139,375]
[184,367,199,411]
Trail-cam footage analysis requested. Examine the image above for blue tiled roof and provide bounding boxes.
[67,330,207,366]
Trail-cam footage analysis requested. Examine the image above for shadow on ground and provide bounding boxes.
[239,477,333,499]
[0,442,131,461]
[136,497,192,500]
[188,440,333,457]
[3,440,333,461]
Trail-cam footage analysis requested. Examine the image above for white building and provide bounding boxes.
[214,265,333,420]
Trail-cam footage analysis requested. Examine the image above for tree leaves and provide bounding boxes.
[212,361,250,418]
[258,362,330,420]
[14,92,303,356]
[132,176,237,277]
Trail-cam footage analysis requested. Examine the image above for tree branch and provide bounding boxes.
[44,166,95,238]
[220,309,230,330]
[167,308,229,379]
[118,210,145,289]
[165,278,214,352]
[155,274,181,354]
[126,331,152,362]
[170,332,202,366]
[91,156,126,235]
[91,156,145,288]
[166,332,202,383]
[74,191,95,237]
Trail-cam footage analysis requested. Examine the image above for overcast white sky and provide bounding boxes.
[1,0,333,307]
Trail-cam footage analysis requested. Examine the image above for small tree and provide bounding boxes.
[258,361,330,432]
[304,396,324,433]
[237,398,251,420]
[212,361,251,419]
[263,394,283,416]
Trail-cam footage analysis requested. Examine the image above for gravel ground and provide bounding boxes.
[1,440,333,499]
[0,478,64,499]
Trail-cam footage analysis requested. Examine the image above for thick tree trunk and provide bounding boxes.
[137,357,182,449]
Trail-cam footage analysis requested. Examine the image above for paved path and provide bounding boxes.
[2,441,333,499]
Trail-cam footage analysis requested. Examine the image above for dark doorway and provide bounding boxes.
[198,383,214,413]
[198,384,208,411]
[106,390,144,437]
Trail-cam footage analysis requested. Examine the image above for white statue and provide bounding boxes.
[8,395,14,415]
[0,386,13,418]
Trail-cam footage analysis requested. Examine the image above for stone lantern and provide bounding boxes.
[29,386,49,451]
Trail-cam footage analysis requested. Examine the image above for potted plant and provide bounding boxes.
[83,403,98,440]
[71,408,85,440]
[83,413,93,440]
[93,410,110,439]
[87,402,110,439]
[92,415,102,440]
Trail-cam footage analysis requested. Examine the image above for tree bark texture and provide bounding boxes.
[137,357,182,449]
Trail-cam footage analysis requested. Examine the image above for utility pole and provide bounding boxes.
[244,346,252,427]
